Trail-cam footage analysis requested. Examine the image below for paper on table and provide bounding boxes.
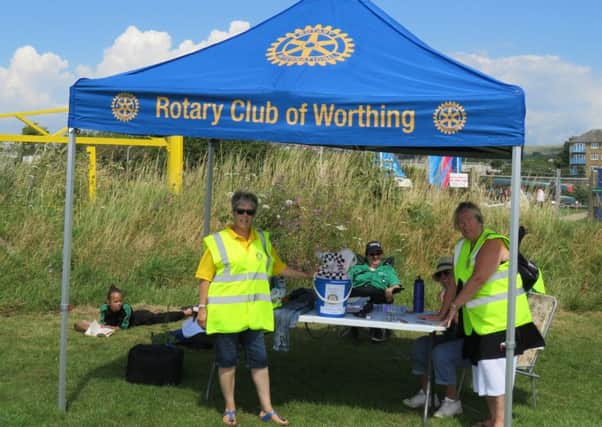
[84,320,115,337]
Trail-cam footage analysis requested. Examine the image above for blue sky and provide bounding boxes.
[1,0,601,146]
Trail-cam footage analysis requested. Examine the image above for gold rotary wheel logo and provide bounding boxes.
[111,93,139,122]
[266,24,354,66]
[433,101,467,135]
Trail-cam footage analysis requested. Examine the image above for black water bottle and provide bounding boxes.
[413,276,424,313]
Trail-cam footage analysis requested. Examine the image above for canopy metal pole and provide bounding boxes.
[58,128,77,411]
[202,139,215,237]
[504,145,522,426]
[555,169,561,216]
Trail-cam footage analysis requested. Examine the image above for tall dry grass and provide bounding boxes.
[1,145,600,312]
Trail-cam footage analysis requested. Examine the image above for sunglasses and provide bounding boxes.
[435,270,452,279]
[235,208,256,216]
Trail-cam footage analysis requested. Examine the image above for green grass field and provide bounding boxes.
[1,307,601,426]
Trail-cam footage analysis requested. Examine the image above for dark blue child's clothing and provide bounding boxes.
[100,303,185,329]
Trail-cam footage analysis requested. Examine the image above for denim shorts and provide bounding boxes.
[410,335,470,385]
[214,329,268,369]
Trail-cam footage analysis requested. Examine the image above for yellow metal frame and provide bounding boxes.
[0,107,184,197]
[166,136,183,194]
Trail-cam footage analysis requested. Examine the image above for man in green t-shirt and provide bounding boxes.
[348,241,402,341]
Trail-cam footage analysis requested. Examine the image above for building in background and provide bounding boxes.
[569,129,602,176]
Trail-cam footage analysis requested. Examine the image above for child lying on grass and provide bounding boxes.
[74,285,193,333]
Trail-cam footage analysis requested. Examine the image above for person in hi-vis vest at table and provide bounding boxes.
[195,191,312,427]
[442,202,544,427]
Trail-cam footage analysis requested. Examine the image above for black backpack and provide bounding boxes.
[126,344,183,385]
[518,226,540,292]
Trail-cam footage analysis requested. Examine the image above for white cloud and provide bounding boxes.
[88,20,250,77]
[0,46,73,110]
[452,52,602,145]
[93,26,174,77]
[0,21,250,133]
[0,46,73,133]
[172,20,251,58]
[2,26,600,148]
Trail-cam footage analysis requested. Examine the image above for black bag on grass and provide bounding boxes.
[126,344,183,385]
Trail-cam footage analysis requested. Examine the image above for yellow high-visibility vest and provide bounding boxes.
[203,228,274,334]
[454,228,532,336]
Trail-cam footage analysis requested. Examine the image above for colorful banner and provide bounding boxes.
[428,156,463,189]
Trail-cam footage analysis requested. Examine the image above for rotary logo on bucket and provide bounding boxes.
[313,277,352,317]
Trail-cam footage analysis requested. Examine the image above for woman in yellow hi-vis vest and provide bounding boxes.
[196,191,312,427]
[442,202,543,427]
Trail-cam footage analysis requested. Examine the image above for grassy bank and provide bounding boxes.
[1,146,601,313]
[0,308,601,426]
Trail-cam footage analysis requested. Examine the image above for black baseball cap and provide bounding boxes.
[365,241,383,255]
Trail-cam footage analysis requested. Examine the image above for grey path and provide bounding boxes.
[561,211,588,221]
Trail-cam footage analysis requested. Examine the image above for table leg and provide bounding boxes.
[204,361,217,404]
[422,331,435,426]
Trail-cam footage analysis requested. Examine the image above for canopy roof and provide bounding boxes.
[68,0,525,157]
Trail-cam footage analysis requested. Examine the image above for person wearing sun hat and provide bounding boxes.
[432,256,454,280]
[402,256,470,418]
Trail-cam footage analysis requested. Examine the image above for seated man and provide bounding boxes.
[348,241,402,342]
[402,256,469,418]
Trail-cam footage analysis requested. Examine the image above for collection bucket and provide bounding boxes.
[313,277,353,318]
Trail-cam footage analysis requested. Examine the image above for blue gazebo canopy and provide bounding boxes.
[60,1,528,418]
[68,0,525,158]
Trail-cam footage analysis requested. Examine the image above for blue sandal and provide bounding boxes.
[260,410,289,425]
[222,410,237,426]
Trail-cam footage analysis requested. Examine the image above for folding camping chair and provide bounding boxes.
[516,292,558,408]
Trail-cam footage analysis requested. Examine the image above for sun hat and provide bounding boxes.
[365,241,383,255]
[432,256,453,279]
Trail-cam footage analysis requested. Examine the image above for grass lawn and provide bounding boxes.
[1,307,601,427]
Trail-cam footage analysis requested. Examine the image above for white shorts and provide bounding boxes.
[472,356,517,397]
